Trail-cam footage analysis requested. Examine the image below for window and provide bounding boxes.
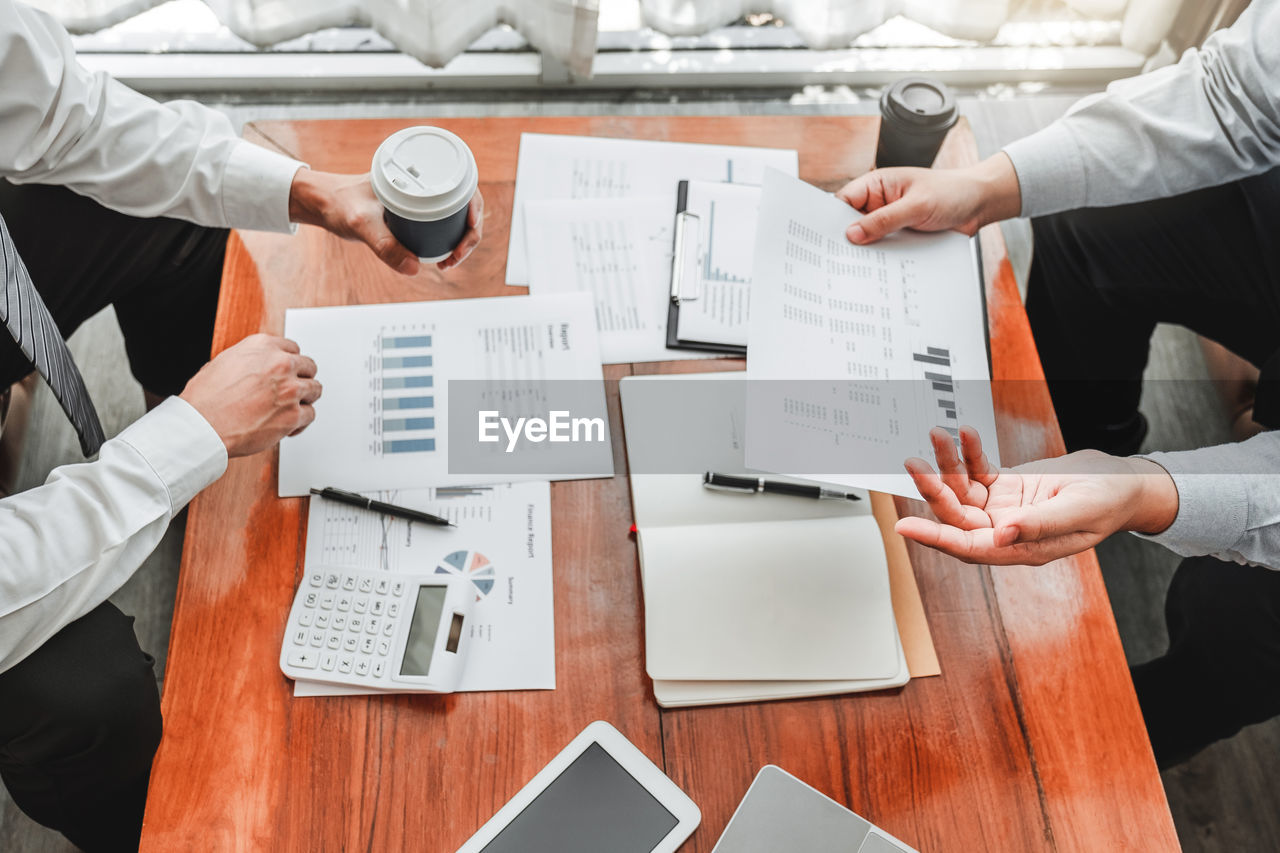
[68,0,1145,93]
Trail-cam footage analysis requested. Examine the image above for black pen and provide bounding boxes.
[310,487,455,527]
[702,472,862,502]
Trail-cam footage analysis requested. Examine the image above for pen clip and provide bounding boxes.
[317,486,366,502]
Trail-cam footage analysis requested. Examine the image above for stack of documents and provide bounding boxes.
[279,291,617,695]
[293,482,556,697]
[621,374,937,708]
[512,133,797,364]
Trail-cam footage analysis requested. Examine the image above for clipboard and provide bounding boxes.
[666,180,751,356]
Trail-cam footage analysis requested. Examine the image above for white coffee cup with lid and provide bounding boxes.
[370,126,479,263]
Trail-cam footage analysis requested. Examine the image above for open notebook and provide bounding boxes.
[621,374,934,707]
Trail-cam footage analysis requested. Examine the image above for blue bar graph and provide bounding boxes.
[377,329,435,455]
[383,438,435,454]
[382,355,433,369]
[384,335,432,348]
[384,417,434,431]
[383,375,432,389]
[383,396,433,410]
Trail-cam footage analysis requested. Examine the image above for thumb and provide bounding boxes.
[847,200,922,244]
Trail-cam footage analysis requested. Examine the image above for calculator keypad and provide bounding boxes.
[286,568,417,687]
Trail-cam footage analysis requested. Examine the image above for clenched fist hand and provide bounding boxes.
[180,334,322,458]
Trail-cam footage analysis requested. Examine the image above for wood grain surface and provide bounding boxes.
[140,116,1178,852]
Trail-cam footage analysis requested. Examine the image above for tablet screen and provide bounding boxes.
[480,742,679,852]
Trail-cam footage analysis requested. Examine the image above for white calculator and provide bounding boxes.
[279,567,475,693]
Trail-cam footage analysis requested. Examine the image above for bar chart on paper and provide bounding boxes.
[912,344,960,437]
[280,292,608,497]
[372,327,437,457]
[743,169,999,498]
[675,180,762,348]
[700,198,752,286]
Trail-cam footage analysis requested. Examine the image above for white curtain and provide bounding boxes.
[639,0,1014,45]
[640,0,1191,54]
[31,0,1193,77]
[29,0,601,76]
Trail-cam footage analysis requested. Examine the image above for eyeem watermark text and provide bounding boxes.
[478,410,607,453]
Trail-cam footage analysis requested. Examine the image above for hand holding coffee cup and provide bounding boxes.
[371,127,482,268]
[286,163,482,275]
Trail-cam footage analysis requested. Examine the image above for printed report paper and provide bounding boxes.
[506,133,798,285]
[278,292,612,497]
[745,169,998,498]
[525,196,716,364]
[294,481,554,696]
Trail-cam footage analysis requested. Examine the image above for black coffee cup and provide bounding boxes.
[371,127,479,262]
[875,77,959,169]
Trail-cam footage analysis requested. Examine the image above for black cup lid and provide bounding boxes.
[882,77,958,129]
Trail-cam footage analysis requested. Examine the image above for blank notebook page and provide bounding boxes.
[639,514,897,681]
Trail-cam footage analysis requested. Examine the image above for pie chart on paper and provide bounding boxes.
[435,549,496,600]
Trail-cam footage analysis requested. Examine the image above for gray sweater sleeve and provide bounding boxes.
[1002,0,1280,218]
[1136,433,1280,570]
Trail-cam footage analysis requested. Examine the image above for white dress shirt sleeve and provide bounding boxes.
[0,397,227,674]
[0,0,304,232]
[1135,433,1280,571]
[1003,0,1280,218]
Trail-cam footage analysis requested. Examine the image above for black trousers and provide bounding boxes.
[0,182,228,850]
[0,604,162,853]
[0,181,228,394]
[1027,168,1280,767]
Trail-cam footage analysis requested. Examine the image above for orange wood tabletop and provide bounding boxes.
[140,116,1178,852]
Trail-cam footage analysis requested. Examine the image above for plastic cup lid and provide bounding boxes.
[883,77,959,129]
[371,127,478,221]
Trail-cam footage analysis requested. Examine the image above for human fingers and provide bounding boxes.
[959,425,999,487]
[930,427,973,499]
[439,192,485,271]
[354,212,419,275]
[275,337,301,355]
[904,458,991,530]
[835,173,888,214]
[894,516,994,562]
[289,402,317,437]
[291,353,318,379]
[897,516,1098,566]
[297,377,323,406]
[847,197,928,244]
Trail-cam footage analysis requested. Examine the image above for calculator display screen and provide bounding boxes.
[399,585,448,676]
[480,743,678,853]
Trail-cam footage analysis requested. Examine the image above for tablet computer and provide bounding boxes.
[457,721,701,853]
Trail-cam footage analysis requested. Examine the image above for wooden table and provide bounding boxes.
[140,116,1179,852]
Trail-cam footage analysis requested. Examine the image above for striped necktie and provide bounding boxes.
[0,211,104,456]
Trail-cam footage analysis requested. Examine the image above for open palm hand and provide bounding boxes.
[895,427,1179,566]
